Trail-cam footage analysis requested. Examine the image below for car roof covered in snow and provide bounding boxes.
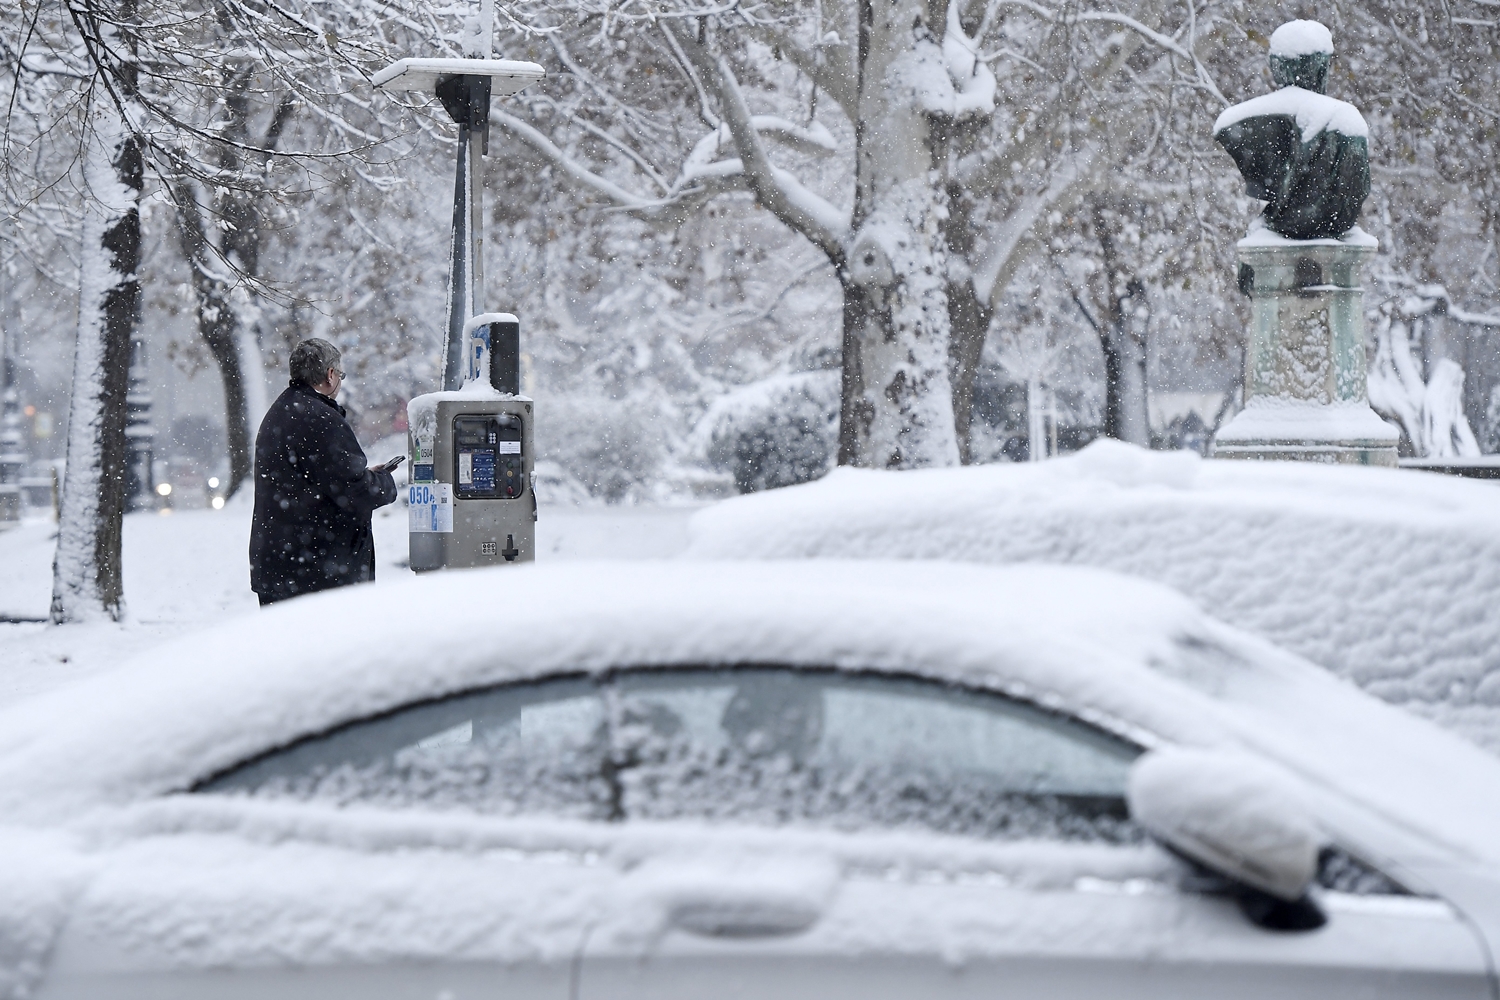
[685,442,1500,754]
[0,559,1497,870]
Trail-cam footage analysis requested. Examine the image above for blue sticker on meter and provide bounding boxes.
[473,451,496,491]
[408,482,453,532]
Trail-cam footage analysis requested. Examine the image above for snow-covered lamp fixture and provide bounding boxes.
[372,4,542,391]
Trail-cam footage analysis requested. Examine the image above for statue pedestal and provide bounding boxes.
[1212,227,1398,465]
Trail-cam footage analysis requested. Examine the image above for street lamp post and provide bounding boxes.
[124,335,156,511]
[372,56,543,390]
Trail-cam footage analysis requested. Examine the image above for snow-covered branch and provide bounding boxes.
[1403,284,1500,328]
[683,116,837,169]
[972,144,1102,305]
[667,25,849,264]
[491,105,844,230]
[745,22,859,123]
[490,107,664,211]
[992,0,1227,107]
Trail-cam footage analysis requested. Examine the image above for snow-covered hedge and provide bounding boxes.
[686,441,1500,751]
[698,372,838,494]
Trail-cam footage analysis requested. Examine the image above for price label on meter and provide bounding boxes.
[408,482,454,533]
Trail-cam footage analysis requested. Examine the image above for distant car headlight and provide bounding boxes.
[156,483,172,497]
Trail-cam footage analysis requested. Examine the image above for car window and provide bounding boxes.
[198,668,1142,842]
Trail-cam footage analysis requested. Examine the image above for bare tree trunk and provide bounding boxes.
[172,185,254,493]
[842,0,960,469]
[837,279,871,467]
[51,11,143,623]
[943,180,992,464]
[171,87,293,497]
[1091,199,1148,445]
[946,277,993,464]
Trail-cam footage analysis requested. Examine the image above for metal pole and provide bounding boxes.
[442,125,472,389]
[469,121,484,359]
[439,78,490,391]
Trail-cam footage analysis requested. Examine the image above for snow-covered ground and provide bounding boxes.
[0,497,698,710]
[686,442,1500,753]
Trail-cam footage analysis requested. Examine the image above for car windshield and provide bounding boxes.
[199,668,1142,843]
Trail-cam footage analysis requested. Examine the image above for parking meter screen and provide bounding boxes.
[453,414,523,499]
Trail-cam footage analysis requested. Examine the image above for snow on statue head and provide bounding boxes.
[1212,20,1370,240]
[1268,20,1333,92]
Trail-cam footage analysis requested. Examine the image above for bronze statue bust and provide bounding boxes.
[1213,21,1370,240]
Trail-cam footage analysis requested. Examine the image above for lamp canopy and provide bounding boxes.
[373,57,544,96]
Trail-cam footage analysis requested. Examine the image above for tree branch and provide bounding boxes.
[973,143,1102,305]
[490,107,662,210]
[993,0,1227,106]
[746,21,859,123]
[667,24,848,265]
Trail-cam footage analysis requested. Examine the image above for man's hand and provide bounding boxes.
[372,455,406,474]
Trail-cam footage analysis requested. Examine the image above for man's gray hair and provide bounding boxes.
[289,338,342,386]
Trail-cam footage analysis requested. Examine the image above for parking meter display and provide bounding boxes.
[452,414,524,499]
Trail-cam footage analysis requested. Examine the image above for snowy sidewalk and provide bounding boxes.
[0,498,698,710]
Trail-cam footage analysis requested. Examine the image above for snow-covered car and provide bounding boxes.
[2,561,1499,999]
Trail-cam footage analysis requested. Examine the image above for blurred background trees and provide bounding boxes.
[3,0,1498,531]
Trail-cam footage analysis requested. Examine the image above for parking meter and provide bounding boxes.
[406,314,535,571]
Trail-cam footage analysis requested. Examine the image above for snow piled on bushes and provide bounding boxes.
[686,441,1500,751]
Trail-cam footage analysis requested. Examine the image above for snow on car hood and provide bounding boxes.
[0,559,1497,870]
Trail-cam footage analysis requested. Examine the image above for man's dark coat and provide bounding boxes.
[250,381,397,603]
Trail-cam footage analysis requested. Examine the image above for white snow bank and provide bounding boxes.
[1215,399,1399,444]
[1270,20,1334,57]
[0,501,696,714]
[0,506,267,709]
[1215,87,1368,142]
[685,441,1500,751]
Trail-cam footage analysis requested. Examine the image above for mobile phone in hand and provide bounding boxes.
[379,455,406,473]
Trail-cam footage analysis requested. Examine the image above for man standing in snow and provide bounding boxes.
[249,338,399,606]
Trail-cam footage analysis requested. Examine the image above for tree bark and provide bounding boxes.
[946,275,993,464]
[943,179,992,464]
[172,185,254,496]
[51,9,143,623]
[837,278,872,466]
[842,0,960,469]
[1091,199,1148,445]
[172,88,293,497]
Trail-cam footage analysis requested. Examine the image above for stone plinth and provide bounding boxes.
[1212,226,1398,465]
